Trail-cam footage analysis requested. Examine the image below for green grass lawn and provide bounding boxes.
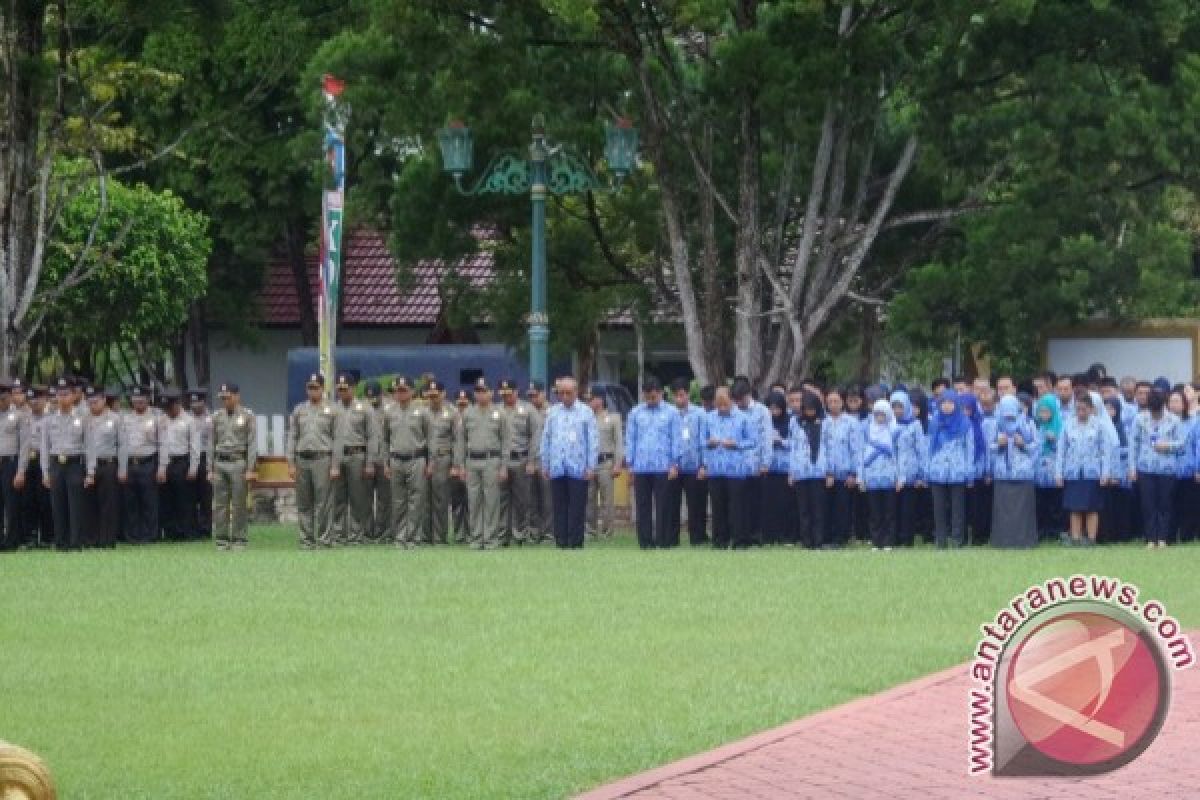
[2,528,1198,799]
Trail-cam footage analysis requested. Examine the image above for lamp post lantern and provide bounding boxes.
[437,114,637,386]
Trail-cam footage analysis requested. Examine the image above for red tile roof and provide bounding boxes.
[258,228,494,327]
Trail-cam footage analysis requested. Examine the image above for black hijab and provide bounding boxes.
[910,387,931,434]
[800,390,824,461]
[767,391,789,438]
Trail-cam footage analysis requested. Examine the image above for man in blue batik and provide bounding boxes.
[733,379,772,546]
[668,377,708,546]
[540,377,598,548]
[624,376,680,549]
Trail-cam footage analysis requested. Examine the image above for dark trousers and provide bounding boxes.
[866,489,897,548]
[550,477,587,548]
[794,479,826,548]
[633,472,670,549]
[1100,486,1134,543]
[761,472,793,544]
[967,482,993,544]
[124,458,160,543]
[709,476,746,549]
[21,460,51,546]
[87,461,120,547]
[826,480,852,546]
[1174,479,1200,542]
[194,453,213,539]
[1139,472,1176,543]
[744,474,763,545]
[668,471,708,545]
[48,458,86,550]
[852,489,868,543]
[161,456,194,540]
[931,483,966,547]
[1035,486,1065,538]
[896,486,918,547]
[0,456,19,550]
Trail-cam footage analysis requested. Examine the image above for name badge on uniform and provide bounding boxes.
[145,420,155,431]
[412,410,420,417]
[682,428,690,441]
[6,413,13,422]
[72,418,82,427]
[236,416,245,427]
[58,455,67,465]
[568,429,578,443]
[492,411,499,420]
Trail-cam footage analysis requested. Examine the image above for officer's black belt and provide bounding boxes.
[598,453,615,463]
[343,445,368,455]
[434,448,453,457]
[390,448,428,461]
[27,450,38,461]
[297,450,331,459]
[0,453,17,463]
[468,450,501,459]
[128,455,157,465]
[169,453,190,461]
[509,450,529,460]
[52,454,83,465]
[95,457,118,466]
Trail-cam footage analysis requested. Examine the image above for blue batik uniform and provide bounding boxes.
[625,402,679,473]
[821,414,861,481]
[702,409,756,478]
[926,433,974,485]
[540,401,598,479]
[892,422,923,488]
[673,404,706,476]
[1108,431,1132,488]
[857,426,903,490]
[740,401,773,473]
[1187,420,1200,480]
[1174,417,1196,480]
[788,417,827,481]
[768,420,791,474]
[1034,427,1060,488]
[990,418,1037,482]
[1131,412,1185,476]
[1055,416,1111,482]
[979,413,998,481]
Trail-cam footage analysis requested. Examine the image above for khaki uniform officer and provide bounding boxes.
[188,390,214,540]
[160,390,201,541]
[364,381,391,541]
[587,392,624,538]
[498,378,538,545]
[83,386,122,548]
[455,377,509,550]
[332,372,379,546]
[0,383,30,551]
[450,389,471,543]
[423,379,457,545]
[209,383,256,550]
[527,381,553,542]
[120,385,168,544]
[382,376,431,548]
[41,378,87,550]
[287,372,340,549]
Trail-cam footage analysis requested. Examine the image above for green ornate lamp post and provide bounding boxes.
[437,114,638,386]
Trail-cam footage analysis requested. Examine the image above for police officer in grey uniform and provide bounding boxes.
[210,382,256,550]
[455,377,510,549]
[121,386,168,544]
[84,386,123,548]
[287,372,340,549]
[363,380,391,542]
[332,371,379,546]
[497,378,537,545]
[42,379,87,550]
[21,385,51,547]
[160,390,200,540]
[189,389,213,540]
[450,389,471,543]
[382,376,431,548]
[0,382,30,550]
[424,379,456,545]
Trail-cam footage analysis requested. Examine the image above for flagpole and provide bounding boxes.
[319,74,347,397]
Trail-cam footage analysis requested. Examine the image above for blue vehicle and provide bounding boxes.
[286,345,530,410]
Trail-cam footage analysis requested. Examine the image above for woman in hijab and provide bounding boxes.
[925,389,976,548]
[821,387,861,549]
[1056,390,1111,546]
[908,387,935,541]
[761,391,793,545]
[1099,395,1133,542]
[856,399,902,550]
[989,395,1038,548]
[890,390,924,547]
[788,390,827,549]
[960,393,991,545]
[1034,394,1064,540]
[1168,388,1196,543]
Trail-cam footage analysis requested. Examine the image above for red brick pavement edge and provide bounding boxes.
[578,633,1199,800]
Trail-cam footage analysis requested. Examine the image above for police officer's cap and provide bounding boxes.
[129,385,149,399]
[456,389,470,401]
[54,377,69,391]
[498,378,516,392]
[85,386,104,400]
[219,382,239,396]
[31,385,48,398]
[527,380,545,394]
[306,373,324,388]
[162,389,182,403]
[390,376,411,392]
[335,371,354,390]
[473,376,490,392]
[425,379,444,393]
[364,380,382,398]
[187,389,208,404]
[9,378,23,392]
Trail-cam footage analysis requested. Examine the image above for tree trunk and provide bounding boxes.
[732,0,761,382]
[698,124,726,386]
[576,327,597,390]
[285,216,318,347]
[188,301,210,388]
[856,304,880,383]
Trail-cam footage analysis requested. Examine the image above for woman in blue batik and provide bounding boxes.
[1168,389,1198,543]
[1055,391,1110,547]
[989,395,1037,548]
[908,387,934,542]
[857,399,902,550]
[1033,394,1064,541]
[761,392,793,545]
[821,388,861,549]
[1099,396,1133,542]
[1131,389,1185,548]
[925,389,975,549]
[889,390,924,548]
[961,393,991,545]
[788,390,827,549]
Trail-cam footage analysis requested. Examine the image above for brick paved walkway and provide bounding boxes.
[579,634,1199,799]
